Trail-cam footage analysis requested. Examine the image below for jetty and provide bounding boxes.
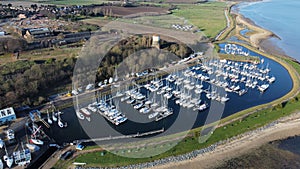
[73,128,164,144]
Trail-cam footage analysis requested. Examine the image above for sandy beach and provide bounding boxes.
[152,111,300,169]
[234,13,293,59]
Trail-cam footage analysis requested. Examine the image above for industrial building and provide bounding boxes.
[0,107,17,125]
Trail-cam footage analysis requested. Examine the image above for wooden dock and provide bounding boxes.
[73,128,164,144]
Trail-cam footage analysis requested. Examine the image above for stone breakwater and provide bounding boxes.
[74,121,280,169]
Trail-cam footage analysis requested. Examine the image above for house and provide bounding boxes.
[24,28,52,40]
[0,107,17,125]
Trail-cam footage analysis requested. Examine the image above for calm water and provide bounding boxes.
[278,136,300,155]
[238,0,300,61]
[45,44,293,144]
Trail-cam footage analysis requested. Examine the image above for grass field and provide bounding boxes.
[118,15,188,29]
[172,2,227,38]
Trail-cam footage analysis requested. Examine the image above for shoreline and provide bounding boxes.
[152,112,300,169]
[150,2,300,169]
[232,2,298,61]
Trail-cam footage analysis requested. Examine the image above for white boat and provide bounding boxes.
[3,155,13,168]
[121,96,130,102]
[47,110,52,125]
[6,129,15,140]
[126,99,135,104]
[0,139,4,149]
[52,111,57,122]
[30,138,44,145]
[0,159,3,169]
[258,84,269,92]
[268,76,276,83]
[26,144,40,152]
[134,103,143,109]
[139,107,150,114]
[58,114,67,128]
[148,112,159,119]
[76,110,85,120]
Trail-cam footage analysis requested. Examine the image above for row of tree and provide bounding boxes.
[0,58,76,107]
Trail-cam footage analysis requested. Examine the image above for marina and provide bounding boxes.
[44,43,293,145]
[0,43,293,168]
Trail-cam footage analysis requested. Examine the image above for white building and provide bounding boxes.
[0,107,17,125]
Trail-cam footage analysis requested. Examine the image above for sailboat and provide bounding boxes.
[58,113,67,128]
[30,124,44,145]
[47,110,52,125]
[52,111,57,122]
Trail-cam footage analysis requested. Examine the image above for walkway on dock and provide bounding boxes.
[73,128,165,144]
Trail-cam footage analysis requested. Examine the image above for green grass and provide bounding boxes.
[172,2,227,38]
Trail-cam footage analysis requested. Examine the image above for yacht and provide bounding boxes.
[139,107,150,114]
[134,103,144,110]
[148,112,159,119]
[76,110,85,120]
[52,111,57,122]
[47,110,52,125]
[258,84,269,92]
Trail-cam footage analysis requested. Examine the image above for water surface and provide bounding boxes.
[238,0,300,61]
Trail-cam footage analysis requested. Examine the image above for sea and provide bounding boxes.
[237,0,300,61]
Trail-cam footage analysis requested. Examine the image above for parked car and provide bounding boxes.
[76,143,85,151]
[59,150,74,160]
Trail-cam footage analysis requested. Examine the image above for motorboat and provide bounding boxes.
[148,112,159,119]
[30,138,44,145]
[0,139,4,149]
[26,144,40,152]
